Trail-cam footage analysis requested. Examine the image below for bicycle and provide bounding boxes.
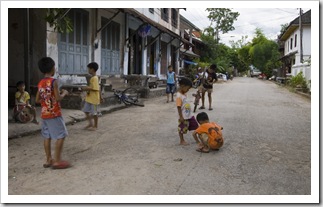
[192,89,201,113]
[113,87,145,107]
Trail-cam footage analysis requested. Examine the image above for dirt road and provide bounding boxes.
[7,78,313,203]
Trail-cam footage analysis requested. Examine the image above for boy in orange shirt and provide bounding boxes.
[192,112,224,153]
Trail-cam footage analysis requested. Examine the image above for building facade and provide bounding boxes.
[279,9,311,85]
[8,8,201,106]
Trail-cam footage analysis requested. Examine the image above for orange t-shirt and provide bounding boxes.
[38,77,62,119]
[195,122,223,149]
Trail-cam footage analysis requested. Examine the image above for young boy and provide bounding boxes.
[166,65,176,103]
[200,64,218,111]
[14,81,39,124]
[176,77,198,145]
[192,112,224,153]
[82,62,101,131]
[35,57,70,169]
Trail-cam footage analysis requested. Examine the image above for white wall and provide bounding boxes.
[284,26,311,64]
[302,25,311,56]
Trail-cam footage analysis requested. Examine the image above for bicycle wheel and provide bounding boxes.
[124,97,145,107]
[122,88,144,107]
[123,88,139,100]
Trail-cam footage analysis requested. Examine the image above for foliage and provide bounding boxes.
[248,28,281,77]
[288,71,308,89]
[229,35,248,49]
[236,44,251,73]
[199,8,240,74]
[45,9,73,33]
[200,33,218,62]
[206,8,240,43]
[279,23,289,35]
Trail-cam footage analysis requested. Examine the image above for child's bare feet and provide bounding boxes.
[88,127,97,131]
[180,141,189,146]
[197,143,204,149]
[83,125,93,130]
[196,147,209,153]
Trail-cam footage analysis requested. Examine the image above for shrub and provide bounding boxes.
[288,71,308,89]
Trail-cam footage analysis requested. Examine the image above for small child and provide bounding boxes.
[81,62,101,131]
[176,77,198,145]
[35,57,70,169]
[166,65,176,103]
[192,112,224,153]
[14,81,39,124]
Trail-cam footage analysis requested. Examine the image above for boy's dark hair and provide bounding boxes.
[196,112,209,123]
[38,57,55,74]
[87,62,99,71]
[16,80,25,87]
[178,77,192,87]
[210,64,217,71]
[168,65,173,69]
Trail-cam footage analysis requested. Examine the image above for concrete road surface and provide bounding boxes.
[7,77,312,203]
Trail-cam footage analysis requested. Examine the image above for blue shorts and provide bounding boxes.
[82,101,99,115]
[41,116,68,139]
[166,83,176,94]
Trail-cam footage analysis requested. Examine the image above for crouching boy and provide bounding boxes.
[192,112,224,153]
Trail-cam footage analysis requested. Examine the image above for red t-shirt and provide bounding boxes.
[38,77,62,119]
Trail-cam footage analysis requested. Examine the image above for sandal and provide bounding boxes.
[52,160,70,169]
[199,106,205,109]
[196,148,209,153]
[43,159,54,168]
[209,108,213,111]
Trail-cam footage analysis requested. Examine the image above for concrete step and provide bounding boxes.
[60,87,166,109]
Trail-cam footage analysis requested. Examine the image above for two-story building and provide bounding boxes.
[8,8,201,106]
[279,9,311,86]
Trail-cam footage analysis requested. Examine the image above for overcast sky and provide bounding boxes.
[181,7,311,46]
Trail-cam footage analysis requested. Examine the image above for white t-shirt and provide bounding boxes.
[176,92,191,120]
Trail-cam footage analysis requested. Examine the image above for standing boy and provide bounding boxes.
[36,57,70,169]
[192,112,224,153]
[200,64,218,110]
[166,65,176,103]
[82,62,101,131]
[176,77,198,145]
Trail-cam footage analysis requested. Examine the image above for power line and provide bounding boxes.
[275,8,298,14]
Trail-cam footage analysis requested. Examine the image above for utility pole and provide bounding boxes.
[299,8,303,63]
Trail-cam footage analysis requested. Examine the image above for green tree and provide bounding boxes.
[200,32,217,63]
[45,8,73,33]
[249,28,281,77]
[206,8,240,44]
[236,44,252,73]
[279,23,289,36]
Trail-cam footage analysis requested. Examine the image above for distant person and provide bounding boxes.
[176,77,198,145]
[81,62,101,131]
[192,112,224,153]
[36,57,70,169]
[199,64,218,111]
[166,65,176,103]
[13,80,39,124]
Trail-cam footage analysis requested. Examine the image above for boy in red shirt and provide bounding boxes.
[36,57,70,169]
